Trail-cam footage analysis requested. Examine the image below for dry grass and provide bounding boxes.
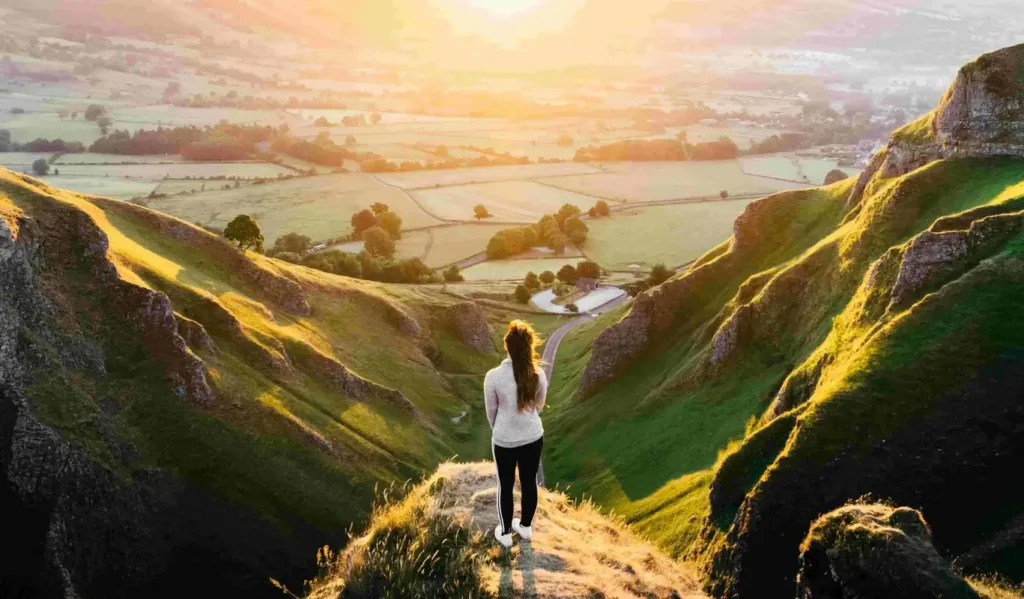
[309,462,706,599]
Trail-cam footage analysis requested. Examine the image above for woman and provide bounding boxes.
[484,320,548,548]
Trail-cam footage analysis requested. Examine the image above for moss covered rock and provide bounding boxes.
[796,504,978,599]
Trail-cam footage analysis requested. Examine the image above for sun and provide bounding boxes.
[461,0,547,19]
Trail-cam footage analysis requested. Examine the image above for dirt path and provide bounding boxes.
[535,293,629,486]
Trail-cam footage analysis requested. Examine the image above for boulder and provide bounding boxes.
[796,504,978,599]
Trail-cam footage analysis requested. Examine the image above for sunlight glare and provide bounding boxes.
[462,0,547,18]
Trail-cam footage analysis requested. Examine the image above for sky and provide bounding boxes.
[430,0,588,47]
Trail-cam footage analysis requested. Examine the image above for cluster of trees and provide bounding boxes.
[573,137,739,162]
[234,218,434,284]
[351,202,403,241]
[287,250,434,284]
[0,131,85,154]
[487,204,589,259]
[513,261,602,304]
[746,133,811,155]
[624,263,674,296]
[587,200,611,218]
[313,113,382,127]
[88,123,281,158]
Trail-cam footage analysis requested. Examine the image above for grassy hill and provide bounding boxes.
[543,44,1024,598]
[0,165,534,597]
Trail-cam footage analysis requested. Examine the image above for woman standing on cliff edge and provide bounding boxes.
[485,320,547,548]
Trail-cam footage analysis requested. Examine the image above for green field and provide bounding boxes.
[55,153,187,164]
[584,199,757,270]
[0,152,54,169]
[50,162,295,179]
[374,161,601,189]
[420,223,507,267]
[146,172,440,243]
[45,175,161,199]
[739,154,864,185]
[411,180,605,223]
[543,160,803,203]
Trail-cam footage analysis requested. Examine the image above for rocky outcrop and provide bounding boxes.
[0,184,331,597]
[89,197,311,317]
[888,213,1023,312]
[174,314,217,354]
[446,301,492,353]
[796,504,978,599]
[851,44,1024,207]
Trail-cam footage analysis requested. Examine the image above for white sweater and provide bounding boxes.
[484,358,547,448]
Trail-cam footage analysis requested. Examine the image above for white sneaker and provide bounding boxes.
[494,525,513,548]
[512,518,532,540]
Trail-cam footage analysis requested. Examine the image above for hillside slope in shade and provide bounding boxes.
[542,43,1024,598]
[0,167,499,598]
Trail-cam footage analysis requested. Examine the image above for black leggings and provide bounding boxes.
[493,437,543,535]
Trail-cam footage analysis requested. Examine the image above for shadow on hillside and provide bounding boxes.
[498,540,567,598]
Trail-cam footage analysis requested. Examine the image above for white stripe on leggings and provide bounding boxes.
[492,444,505,534]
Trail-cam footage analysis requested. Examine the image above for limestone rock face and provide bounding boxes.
[854,43,1024,205]
[796,504,978,599]
[934,44,1024,150]
[448,301,492,353]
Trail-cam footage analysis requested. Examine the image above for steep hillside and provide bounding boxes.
[306,462,705,599]
[0,167,505,597]
[544,43,1024,597]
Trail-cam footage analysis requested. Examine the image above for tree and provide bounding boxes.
[401,257,429,281]
[224,215,264,252]
[57,109,69,120]
[556,134,574,147]
[720,190,729,200]
[594,200,610,217]
[435,145,449,158]
[271,232,313,255]
[565,303,579,313]
[314,116,331,127]
[539,270,555,285]
[557,264,579,284]
[371,202,390,215]
[84,104,107,121]
[97,115,113,135]
[524,271,541,290]
[514,284,531,304]
[443,265,464,282]
[564,217,588,247]
[576,260,601,280]
[648,263,672,286]
[345,135,357,146]
[370,112,382,125]
[377,210,403,239]
[474,204,491,221]
[824,169,849,185]
[351,209,377,236]
[547,232,567,254]
[362,226,395,259]
[555,204,582,227]
[31,158,49,176]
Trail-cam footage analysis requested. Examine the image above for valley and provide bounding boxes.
[3,1,1024,598]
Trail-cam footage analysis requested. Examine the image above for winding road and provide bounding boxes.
[535,292,630,486]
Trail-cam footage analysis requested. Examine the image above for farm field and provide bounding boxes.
[49,162,295,179]
[0,152,54,169]
[374,161,602,189]
[55,153,187,164]
[0,113,106,144]
[45,175,161,200]
[411,180,607,223]
[418,223,507,268]
[739,154,864,185]
[543,160,803,203]
[461,257,580,281]
[145,172,440,243]
[584,199,758,270]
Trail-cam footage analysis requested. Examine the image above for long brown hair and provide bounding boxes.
[504,320,542,412]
